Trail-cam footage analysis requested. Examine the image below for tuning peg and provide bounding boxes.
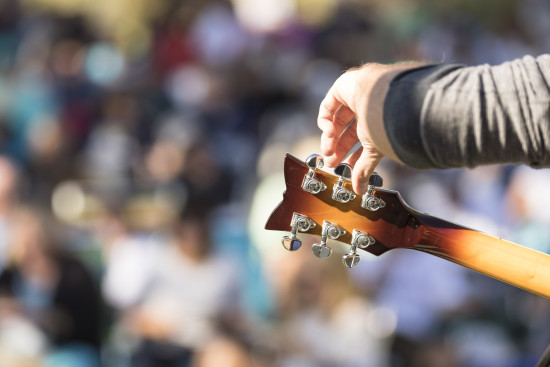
[282,213,316,251]
[342,230,375,268]
[369,172,383,187]
[312,243,332,259]
[306,154,324,170]
[351,229,376,249]
[301,154,327,194]
[342,251,361,268]
[312,221,345,259]
[332,163,356,203]
[361,172,386,211]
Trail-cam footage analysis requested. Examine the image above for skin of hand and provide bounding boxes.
[317,63,420,195]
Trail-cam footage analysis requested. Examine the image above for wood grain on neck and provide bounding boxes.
[413,213,550,298]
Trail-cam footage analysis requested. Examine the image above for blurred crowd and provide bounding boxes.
[0,0,549,366]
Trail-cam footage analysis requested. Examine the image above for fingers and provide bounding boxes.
[318,102,355,133]
[323,118,359,167]
[344,146,363,167]
[350,146,383,195]
[318,72,357,156]
[319,107,355,157]
[317,65,388,194]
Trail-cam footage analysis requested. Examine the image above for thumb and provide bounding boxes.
[351,146,383,195]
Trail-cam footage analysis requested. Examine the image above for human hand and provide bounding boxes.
[317,63,418,194]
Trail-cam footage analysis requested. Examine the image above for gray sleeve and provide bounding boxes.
[383,55,550,169]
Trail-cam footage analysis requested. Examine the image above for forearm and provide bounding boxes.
[383,55,550,169]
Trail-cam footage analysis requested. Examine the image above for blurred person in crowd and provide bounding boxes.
[138,114,200,211]
[26,118,78,206]
[192,336,255,367]
[82,92,140,205]
[0,156,18,272]
[276,240,392,367]
[0,206,100,366]
[316,55,550,194]
[102,204,244,367]
[179,140,234,210]
[506,165,550,253]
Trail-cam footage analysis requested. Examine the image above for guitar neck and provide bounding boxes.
[413,213,550,298]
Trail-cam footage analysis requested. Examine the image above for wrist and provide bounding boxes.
[357,63,424,163]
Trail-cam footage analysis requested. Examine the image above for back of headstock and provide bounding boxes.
[265,153,424,268]
[266,153,550,298]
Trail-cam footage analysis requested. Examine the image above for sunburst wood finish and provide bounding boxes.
[265,153,550,299]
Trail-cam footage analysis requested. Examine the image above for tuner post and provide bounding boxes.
[361,172,386,211]
[351,229,375,249]
[342,229,376,268]
[312,221,345,259]
[282,212,316,251]
[301,154,327,195]
[332,163,356,203]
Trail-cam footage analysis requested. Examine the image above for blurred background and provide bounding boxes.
[0,0,549,366]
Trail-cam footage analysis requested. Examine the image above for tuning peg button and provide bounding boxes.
[306,154,324,170]
[312,244,332,259]
[368,172,383,187]
[332,163,356,203]
[302,154,327,194]
[361,172,386,211]
[281,213,316,251]
[282,237,303,251]
[342,252,361,268]
[334,163,352,178]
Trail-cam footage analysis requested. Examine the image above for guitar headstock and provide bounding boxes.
[265,153,424,268]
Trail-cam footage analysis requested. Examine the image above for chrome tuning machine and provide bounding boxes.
[361,172,386,211]
[282,213,316,251]
[342,229,375,268]
[312,221,345,259]
[302,154,327,195]
[332,163,356,203]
